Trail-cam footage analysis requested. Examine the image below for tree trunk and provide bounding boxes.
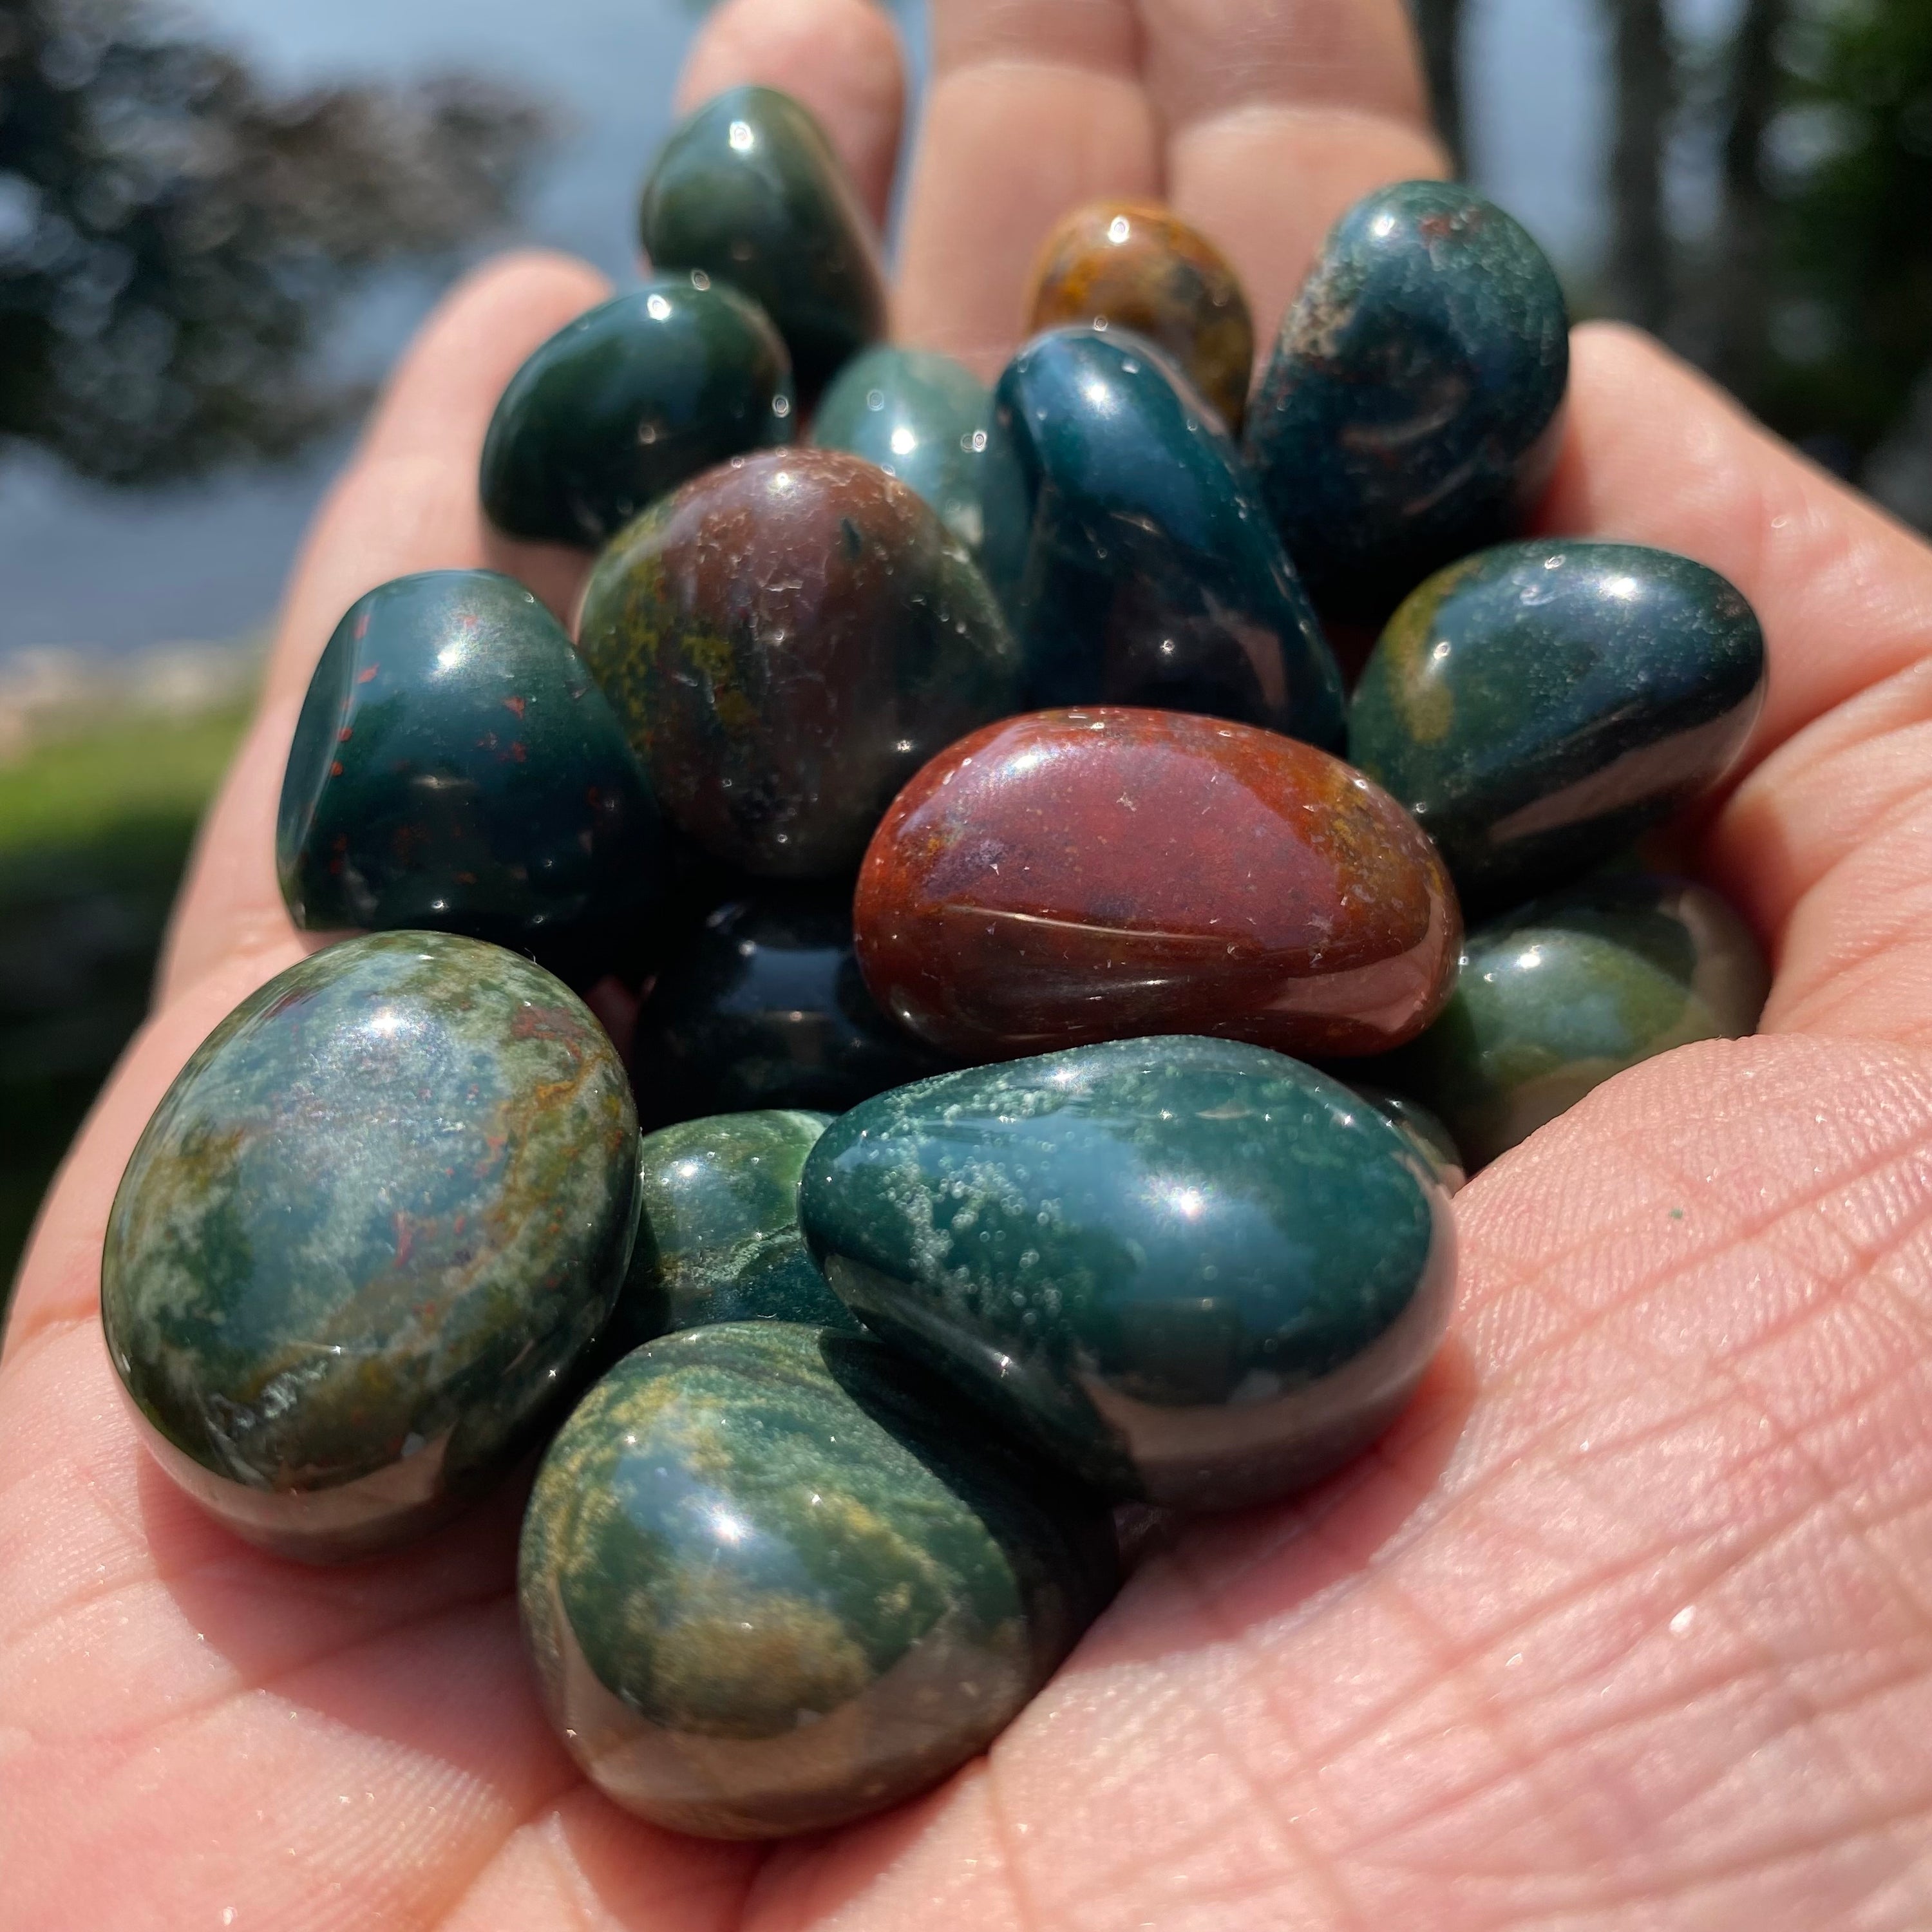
[1607,0,1674,334]
[1711,0,1790,401]
[1410,0,1468,176]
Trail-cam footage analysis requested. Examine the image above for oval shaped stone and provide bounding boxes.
[1025,198,1255,431]
[601,1110,852,1362]
[102,932,639,1561]
[577,449,1022,880]
[800,1037,1457,1510]
[1374,873,1769,1169]
[277,571,668,980]
[638,85,886,394]
[811,345,992,549]
[853,707,1460,1063]
[630,890,950,1128]
[1347,541,1768,907]
[981,330,1344,748]
[1245,181,1570,621]
[518,1321,1118,1837]
[480,275,793,549]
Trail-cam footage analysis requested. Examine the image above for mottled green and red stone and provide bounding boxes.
[853,706,1461,1062]
[576,449,1022,881]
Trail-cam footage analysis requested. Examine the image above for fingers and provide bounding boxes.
[894,1,1159,379]
[675,0,908,229]
[157,251,609,1008]
[1141,0,1446,343]
[1539,323,1932,1043]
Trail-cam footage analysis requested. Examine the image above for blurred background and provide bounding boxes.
[0,0,1926,1298]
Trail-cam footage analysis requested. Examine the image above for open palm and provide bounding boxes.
[8,1,1932,1924]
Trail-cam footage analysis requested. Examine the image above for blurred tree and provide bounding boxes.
[1410,0,1468,175]
[0,0,550,486]
[1607,0,1674,334]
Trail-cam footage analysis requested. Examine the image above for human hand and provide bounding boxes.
[8,1,1932,1924]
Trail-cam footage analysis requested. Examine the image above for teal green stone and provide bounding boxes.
[102,933,639,1562]
[1347,542,1768,910]
[480,275,794,549]
[811,346,992,549]
[1244,180,1570,621]
[638,86,886,394]
[1375,875,1770,1169]
[518,1321,1118,1838]
[604,1110,853,1359]
[1349,1085,1466,1194]
[277,571,669,981]
[799,1036,1456,1510]
[576,449,1022,880]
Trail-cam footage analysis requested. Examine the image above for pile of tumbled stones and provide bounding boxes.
[101,86,1768,1839]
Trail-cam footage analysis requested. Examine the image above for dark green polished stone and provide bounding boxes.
[800,1036,1456,1510]
[980,328,1344,749]
[576,448,1022,880]
[1373,874,1769,1170]
[480,274,793,549]
[518,1321,1118,1837]
[1245,181,1570,621]
[1348,1084,1466,1194]
[638,86,886,394]
[102,932,639,1562]
[277,571,670,980]
[603,1110,853,1359]
[1347,541,1767,909]
[811,345,992,549]
[630,891,950,1129]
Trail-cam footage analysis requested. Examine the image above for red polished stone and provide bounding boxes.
[854,707,1461,1061]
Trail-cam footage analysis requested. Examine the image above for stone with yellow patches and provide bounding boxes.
[518,1321,1117,1837]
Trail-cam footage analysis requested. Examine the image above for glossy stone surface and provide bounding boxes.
[631,891,950,1128]
[1025,199,1254,431]
[981,330,1344,749]
[1347,542,1767,908]
[638,86,886,394]
[603,1110,851,1360]
[1245,181,1570,621]
[801,1037,1455,1509]
[518,1321,1118,1837]
[278,571,668,979]
[102,933,639,1561]
[1349,1084,1466,1194]
[811,345,992,549]
[1375,875,1769,1170]
[577,449,1022,880]
[854,708,1460,1063]
[480,275,793,549]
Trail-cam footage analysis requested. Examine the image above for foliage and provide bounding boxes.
[1755,0,1932,460]
[0,0,551,484]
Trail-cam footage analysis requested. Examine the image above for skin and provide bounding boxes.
[5,0,1932,1924]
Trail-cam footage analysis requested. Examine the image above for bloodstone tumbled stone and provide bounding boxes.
[1025,198,1255,431]
[480,274,793,549]
[1374,874,1769,1170]
[518,1321,1118,1837]
[800,1037,1457,1510]
[638,85,886,394]
[277,571,668,979]
[102,933,639,1562]
[854,707,1459,1063]
[1245,180,1570,621]
[576,449,1023,880]
[630,890,950,1128]
[601,1110,852,1361]
[811,345,992,549]
[981,330,1344,748]
[1347,542,1767,908]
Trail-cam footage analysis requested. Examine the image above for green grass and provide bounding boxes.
[0,707,249,1321]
